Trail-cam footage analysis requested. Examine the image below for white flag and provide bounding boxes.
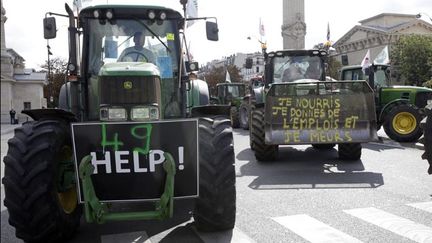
[374,45,390,65]
[225,70,231,83]
[361,49,371,72]
[72,0,82,14]
[186,0,198,27]
[259,18,265,37]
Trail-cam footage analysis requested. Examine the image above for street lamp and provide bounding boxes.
[47,42,53,107]
[416,12,432,22]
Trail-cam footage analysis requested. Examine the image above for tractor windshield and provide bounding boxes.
[273,55,323,83]
[85,18,182,119]
[87,19,179,76]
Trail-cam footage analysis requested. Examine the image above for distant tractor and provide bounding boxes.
[340,64,432,142]
[2,2,236,242]
[239,76,264,130]
[249,49,377,161]
[420,102,432,174]
[211,83,246,128]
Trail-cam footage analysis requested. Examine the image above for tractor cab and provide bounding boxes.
[215,83,246,105]
[267,50,327,84]
[43,4,219,122]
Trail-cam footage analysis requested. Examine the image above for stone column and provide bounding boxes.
[281,0,306,49]
[1,0,13,78]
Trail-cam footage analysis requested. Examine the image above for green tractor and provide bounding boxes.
[420,101,432,174]
[239,76,264,130]
[340,64,432,142]
[210,83,246,128]
[249,49,378,161]
[2,2,236,242]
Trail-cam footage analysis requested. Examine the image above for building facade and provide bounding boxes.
[1,0,47,123]
[332,13,432,84]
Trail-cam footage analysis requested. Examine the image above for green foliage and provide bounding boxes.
[423,80,432,88]
[40,57,68,107]
[204,65,243,95]
[391,35,432,86]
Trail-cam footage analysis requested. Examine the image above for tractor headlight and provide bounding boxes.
[100,107,127,121]
[148,10,156,20]
[131,106,159,121]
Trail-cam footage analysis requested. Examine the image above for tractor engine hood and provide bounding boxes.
[99,62,160,77]
[97,62,162,109]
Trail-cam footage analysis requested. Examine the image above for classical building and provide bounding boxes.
[281,0,306,49]
[1,0,47,123]
[333,13,432,83]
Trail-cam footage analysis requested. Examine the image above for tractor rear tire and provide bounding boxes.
[338,143,362,161]
[2,120,82,242]
[312,144,336,150]
[251,108,278,161]
[239,103,249,130]
[194,116,236,231]
[230,106,240,128]
[383,104,423,142]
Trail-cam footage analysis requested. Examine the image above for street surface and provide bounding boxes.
[1,127,431,243]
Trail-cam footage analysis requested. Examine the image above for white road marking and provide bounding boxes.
[195,226,256,243]
[344,207,432,243]
[272,214,363,243]
[407,202,432,214]
[101,231,150,243]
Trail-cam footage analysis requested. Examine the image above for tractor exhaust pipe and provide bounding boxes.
[65,3,78,77]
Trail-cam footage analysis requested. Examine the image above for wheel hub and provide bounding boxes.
[392,112,416,135]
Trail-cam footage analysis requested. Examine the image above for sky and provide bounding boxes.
[3,0,432,69]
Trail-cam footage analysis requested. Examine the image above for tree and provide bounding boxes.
[204,64,243,95]
[40,57,68,108]
[391,35,432,86]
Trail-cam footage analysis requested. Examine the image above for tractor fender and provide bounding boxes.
[189,79,210,107]
[251,86,264,104]
[59,82,80,115]
[242,94,251,102]
[378,99,410,122]
[22,108,77,122]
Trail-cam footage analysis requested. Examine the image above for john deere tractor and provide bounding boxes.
[2,2,236,242]
[239,76,264,130]
[210,83,246,128]
[340,64,432,142]
[250,49,377,161]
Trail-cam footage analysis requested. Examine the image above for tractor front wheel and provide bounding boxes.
[251,108,278,161]
[194,116,236,231]
[383,104,422,142]
[338,143,362,161]
[230,106,240,128]
[239,102,249,130]
[2,120,82,242]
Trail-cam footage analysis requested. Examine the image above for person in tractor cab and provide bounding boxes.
[283,64,304,82]
[118,32,156,63]
[305,59,321,80]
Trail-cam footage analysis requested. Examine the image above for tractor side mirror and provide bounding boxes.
[245,58,253,69]
[43,17,57,39]
[206,21,219,41]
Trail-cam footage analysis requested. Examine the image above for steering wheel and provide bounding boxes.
[119,51,149,62]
